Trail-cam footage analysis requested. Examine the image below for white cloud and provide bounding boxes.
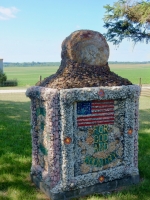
[0,6,19,20]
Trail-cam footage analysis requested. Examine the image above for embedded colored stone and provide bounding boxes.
[64,137,72,144]
[98,89,105,97]
[98,175,105,183]
[128,129,133,135]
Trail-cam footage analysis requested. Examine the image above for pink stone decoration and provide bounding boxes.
[98,89,105,97]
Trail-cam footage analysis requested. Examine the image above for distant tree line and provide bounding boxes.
[108,61,150,64]
[4,62,61,67]
[3,61,150,67]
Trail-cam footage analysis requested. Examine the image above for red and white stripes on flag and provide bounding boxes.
[77,100,114,127]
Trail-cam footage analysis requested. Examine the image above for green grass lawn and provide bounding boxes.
[2,63,150,87]
[109,64,150,85]
[0,94,48,200]
[0,93,150,200]
[3,66,59,87]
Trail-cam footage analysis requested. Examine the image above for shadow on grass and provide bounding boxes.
[0,100,48,200]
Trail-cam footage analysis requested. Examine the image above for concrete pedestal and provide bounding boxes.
[26,85,140,200]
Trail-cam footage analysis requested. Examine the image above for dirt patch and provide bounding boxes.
[37,60,132,89]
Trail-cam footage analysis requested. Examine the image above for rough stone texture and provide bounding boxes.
[62,30,109,66]
[26,85,140,200]
[27,87,61,189]
[38,61,132,89]
[31,174,139,200]
[36,30,132,89]
[26,30,140,200]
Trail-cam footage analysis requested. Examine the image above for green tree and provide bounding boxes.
[0,71,7,86]
[103,0,150,45]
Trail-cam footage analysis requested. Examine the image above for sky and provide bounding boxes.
[0,0,150,62]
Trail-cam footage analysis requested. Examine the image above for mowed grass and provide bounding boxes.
[0,93,150,200]
[3,63,150,87]
[3,66,59,87]
[0,94,48,200]
[109,63,150,85]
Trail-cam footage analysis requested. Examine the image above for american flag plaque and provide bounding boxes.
[77,100,114,127]
[75,99,124,175]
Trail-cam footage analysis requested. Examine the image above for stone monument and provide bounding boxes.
[26,30,140,200]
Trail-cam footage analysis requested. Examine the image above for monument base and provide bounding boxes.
[31,173,140,200]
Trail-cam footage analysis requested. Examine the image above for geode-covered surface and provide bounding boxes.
[26,30,140,200]
[36,30,132,89]
[26,85,140,200]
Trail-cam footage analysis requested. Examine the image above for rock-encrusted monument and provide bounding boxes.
[26,30,140,200]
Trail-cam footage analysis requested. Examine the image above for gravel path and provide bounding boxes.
[0,89,26,93]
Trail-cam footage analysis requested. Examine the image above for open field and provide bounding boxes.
[2,63,150,87]
[3,66,59,87]
[109,63,150,85]
[0,93,150,200]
